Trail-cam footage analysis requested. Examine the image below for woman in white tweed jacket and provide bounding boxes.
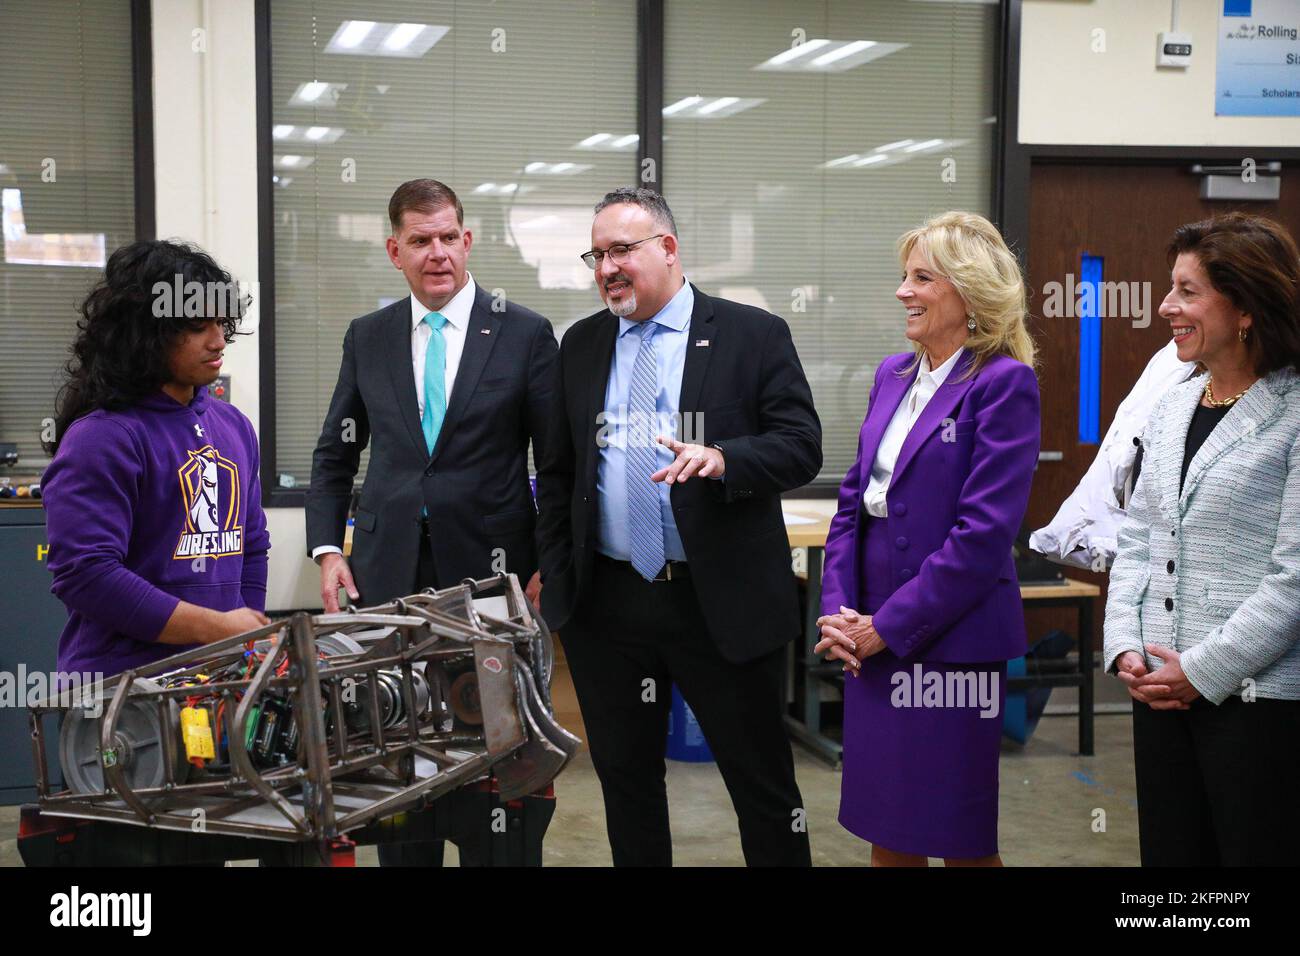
[1104,212,1300,867]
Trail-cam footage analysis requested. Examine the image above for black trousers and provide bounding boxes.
[561,555,811,867]
[377,524,446,868]
[1132,695,1300,866]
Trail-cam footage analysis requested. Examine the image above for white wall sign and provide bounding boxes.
[1216,0,1300,116]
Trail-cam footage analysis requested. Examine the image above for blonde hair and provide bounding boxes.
[896,210,1036,380]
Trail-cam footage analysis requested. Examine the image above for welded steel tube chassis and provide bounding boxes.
[26,573,580,848]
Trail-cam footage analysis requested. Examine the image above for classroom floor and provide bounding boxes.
[0,654,1141,867]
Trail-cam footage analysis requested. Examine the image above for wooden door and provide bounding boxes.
[1024,161,1300,645]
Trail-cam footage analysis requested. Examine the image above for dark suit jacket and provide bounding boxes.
[534,284,822,663]
[306,284,558,604]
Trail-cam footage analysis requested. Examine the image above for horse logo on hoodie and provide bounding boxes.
[173,445,243,559]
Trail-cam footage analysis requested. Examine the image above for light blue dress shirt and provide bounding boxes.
[596,279,694,562]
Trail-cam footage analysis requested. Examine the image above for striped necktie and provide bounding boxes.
[627,320,665,581]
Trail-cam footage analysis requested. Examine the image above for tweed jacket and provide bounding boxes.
[1103,367,1300,704]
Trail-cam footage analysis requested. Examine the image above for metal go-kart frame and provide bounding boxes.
[26,573,581,846]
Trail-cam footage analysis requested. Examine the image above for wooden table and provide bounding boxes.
[781,508,1101,767]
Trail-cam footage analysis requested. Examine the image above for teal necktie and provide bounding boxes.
[421,311,449,455]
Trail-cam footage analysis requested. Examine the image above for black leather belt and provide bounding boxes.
[595,552,690,581]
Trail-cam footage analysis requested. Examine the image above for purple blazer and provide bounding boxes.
[822,349,1041,663]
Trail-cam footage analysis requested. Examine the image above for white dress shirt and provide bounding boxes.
[312,275,477,562]
[411,273,475,416]
[862,347,964,517]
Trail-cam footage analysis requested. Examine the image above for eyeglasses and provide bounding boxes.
[580,234,664,270]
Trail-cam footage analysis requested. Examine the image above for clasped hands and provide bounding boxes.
[1114,645,1201,710]
[815,606,887,678]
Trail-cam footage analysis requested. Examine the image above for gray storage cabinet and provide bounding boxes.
[0,506,65,804]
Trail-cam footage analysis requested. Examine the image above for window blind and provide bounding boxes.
[663,0,999,483]
[0,0,137,472]
[270,0,638,488]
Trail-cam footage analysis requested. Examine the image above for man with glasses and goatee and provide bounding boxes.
[535,187,820,866]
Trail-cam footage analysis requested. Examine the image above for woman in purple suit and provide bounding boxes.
[817,212,1040,866]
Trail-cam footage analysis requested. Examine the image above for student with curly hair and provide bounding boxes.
[42,239,271,678]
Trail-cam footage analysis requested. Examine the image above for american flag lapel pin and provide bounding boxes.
[695,338,710,347]
[480,327,491,334]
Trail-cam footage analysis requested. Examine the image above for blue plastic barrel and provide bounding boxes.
[666,684,714,763]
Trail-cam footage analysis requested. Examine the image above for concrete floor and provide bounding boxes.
[0,660,1142,867]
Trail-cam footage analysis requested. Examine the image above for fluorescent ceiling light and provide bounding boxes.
[335,20,375,49]
[325,20,448,57]
[812,40,875,66]
[757,38,905,71]
[874,139,915,152]
[904,138,945,152]
[664,96,765,119]
[761,38,832,67]
[697,96,739,116]
[472,182,525,196]
[383,23,426,51]
[522,162,593,176]
[663,96,703,116]
[851,154,888,166]
[573,132,638,151]
[289,81,346,107]
[272,125,345,144]
[822,154,862,168]
[274,155,315,170]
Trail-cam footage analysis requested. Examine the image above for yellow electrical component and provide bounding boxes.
[180,706,216,764]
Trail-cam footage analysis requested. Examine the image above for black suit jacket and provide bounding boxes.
[534,284,822,663]
[306,284,558,604]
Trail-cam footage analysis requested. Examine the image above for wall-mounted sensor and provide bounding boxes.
[1157,31,1192,68]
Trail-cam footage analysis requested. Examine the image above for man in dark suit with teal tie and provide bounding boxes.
[307,178,558,865]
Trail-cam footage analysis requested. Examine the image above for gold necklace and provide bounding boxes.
[1202,376,1250,407]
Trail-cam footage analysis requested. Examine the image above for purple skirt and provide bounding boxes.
[837,515,1006,859]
